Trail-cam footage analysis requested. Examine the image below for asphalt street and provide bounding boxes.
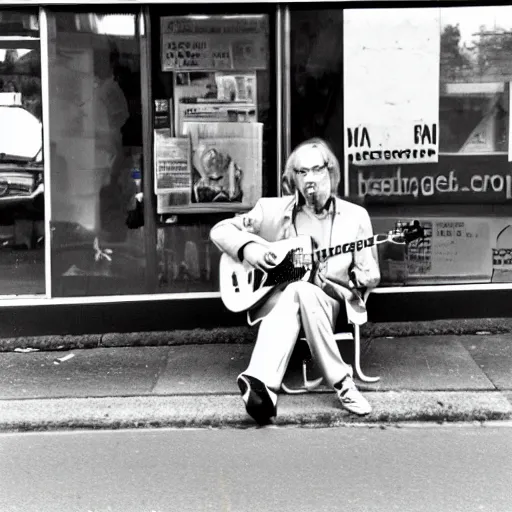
[1,424,511,512]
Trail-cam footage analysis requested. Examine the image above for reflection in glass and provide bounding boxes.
[152,10,274,294]
[289,10,344,193]
[440,6,512,153]
[0,9,43,295]
[48,11,145,297]
[157,223,220,293]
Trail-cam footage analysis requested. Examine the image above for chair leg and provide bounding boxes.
[353,324,380,383]
[281,338,325,394]
[281,360,324,394]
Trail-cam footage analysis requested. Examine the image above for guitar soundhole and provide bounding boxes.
[264,250,307,287]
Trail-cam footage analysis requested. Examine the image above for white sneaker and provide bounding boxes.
[335,376,372,416]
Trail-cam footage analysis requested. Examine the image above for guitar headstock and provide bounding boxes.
[389,221,425,244]
[402,220,425,244]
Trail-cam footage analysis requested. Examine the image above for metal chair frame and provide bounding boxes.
[281,290,380,394]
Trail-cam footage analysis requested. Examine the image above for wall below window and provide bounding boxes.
[1,288,512,338]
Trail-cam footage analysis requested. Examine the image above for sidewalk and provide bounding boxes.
[0,333,511,431]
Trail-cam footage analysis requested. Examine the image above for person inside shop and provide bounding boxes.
[209,137,381,424]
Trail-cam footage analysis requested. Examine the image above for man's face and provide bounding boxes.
[293,145,331,211]
[201,149,227,185]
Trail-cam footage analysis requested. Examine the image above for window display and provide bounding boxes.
[153,14,269,214]
[290,5,512,288]
[152,11,273,294]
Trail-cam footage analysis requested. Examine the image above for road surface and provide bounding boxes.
[1,424,511,512]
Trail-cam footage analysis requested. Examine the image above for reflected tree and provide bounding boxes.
[440,24,471,81]
[472,27,512,79]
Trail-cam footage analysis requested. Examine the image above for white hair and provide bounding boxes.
[281,138,341,196]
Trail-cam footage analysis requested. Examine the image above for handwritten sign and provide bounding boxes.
[351,155,512,204]
[161,16,268,71]
[344,8,440,168]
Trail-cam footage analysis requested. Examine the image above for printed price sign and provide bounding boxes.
[162,36,232,70]
[161,16,268,71]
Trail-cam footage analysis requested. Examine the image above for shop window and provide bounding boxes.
[152,13,272,214]
[151,10,275,293]
[440,6,512,154]
[47,10,145,297]
[0,9,44,295]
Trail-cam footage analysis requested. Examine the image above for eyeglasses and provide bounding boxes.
[293,163,328,177]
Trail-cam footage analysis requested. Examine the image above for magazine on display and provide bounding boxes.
[153,129,192,204]
[174,71,257,135]
[156,122,263,212]
[184,122,263,205]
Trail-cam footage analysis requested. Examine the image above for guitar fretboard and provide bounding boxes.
[291,233,394,267]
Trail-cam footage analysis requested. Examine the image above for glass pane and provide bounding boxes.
[157,221,220,293]
[440,6,512,153]
[290,9,343,192]
[151,10,274,294]
[48,11,145,297]
[0,9,43,295]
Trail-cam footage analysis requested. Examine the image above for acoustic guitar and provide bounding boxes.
[219,223,424,313]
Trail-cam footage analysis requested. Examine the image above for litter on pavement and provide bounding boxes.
[54,353,75,365]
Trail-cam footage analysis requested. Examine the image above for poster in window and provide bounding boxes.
[173,71,257,135]
[344,8,440,168]
[154,130,192,201]
[161,16,268,72]
[184,122,263,206]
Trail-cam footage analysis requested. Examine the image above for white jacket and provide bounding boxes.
[210,195,381,324]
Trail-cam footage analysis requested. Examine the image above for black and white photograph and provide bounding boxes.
[0,2,511,512]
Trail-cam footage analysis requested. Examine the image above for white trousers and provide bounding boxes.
[244,281,352,391]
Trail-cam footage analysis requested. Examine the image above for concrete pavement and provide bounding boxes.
[0,333,511,430]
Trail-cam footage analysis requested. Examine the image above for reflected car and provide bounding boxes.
[0,104,43,248]
[0,105,43,207]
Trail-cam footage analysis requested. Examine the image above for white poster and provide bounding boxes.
[344,8,441,167]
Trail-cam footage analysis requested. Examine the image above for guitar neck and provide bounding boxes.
[293,232,402,267]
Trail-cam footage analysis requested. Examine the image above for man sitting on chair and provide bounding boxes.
[210,138,380,424]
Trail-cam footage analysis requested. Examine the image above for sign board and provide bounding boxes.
[161,16,268,71]
[350,155,512,204]
[344,8,440,168]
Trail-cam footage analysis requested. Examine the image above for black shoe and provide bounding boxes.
[237,374,277,425]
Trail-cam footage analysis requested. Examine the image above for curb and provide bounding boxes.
[3,318,512,352]
[1,391,511,432]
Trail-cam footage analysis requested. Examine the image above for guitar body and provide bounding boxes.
[219,235,315,313]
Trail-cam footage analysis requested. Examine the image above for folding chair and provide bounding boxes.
[281,289,380,394]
